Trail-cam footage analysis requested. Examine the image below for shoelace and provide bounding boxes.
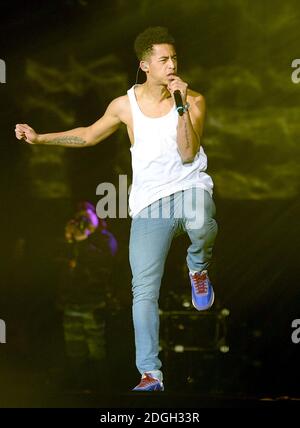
[191,272,208,295]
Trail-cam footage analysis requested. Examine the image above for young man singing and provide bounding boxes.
[15,26,218,391]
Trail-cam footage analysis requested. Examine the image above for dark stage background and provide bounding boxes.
[0,0,299,406]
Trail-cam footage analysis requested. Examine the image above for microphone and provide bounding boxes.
[174,90,184,116]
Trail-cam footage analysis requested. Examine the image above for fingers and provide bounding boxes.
[167,77,187,94]
[15,129,26,140]
[16,132,25,140]
[15,124,33,142]
[15,124,32,132]
[168,79,186,90]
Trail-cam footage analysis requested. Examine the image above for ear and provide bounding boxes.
[140,60,149,72]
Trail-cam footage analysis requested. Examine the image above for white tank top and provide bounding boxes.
[127,85,214,217]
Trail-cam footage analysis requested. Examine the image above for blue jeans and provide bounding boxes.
[129,188,218,375]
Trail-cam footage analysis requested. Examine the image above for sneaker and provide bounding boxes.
[189,270,215,311]
[132,373,164,391]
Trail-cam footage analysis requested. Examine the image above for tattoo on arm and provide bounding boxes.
[46,136,86,146]
[183,116,190,149]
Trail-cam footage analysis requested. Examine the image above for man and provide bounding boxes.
[15,27,218,392]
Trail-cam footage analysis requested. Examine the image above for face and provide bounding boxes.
[65,212,99,243]
[65,220,88,242]
[141,43,177,85]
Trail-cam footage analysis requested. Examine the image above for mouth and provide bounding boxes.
[167,73,176,81]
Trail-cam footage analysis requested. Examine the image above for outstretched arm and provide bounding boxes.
[15,98,123,148]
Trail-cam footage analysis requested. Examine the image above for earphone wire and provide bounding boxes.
[135,66,140,85]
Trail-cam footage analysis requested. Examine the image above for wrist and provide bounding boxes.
[182,102,190,113]
[36,134,43,144]
[178,102,190,116]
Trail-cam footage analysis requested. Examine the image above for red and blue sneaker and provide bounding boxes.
[132,373,164,391]
[189,270,215,311]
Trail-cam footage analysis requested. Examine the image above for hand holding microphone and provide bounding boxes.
[167,76,189,116]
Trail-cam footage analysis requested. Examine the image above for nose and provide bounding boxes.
[167,57,176,70]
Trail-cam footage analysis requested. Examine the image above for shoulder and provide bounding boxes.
[106,94,131,120]
[107,94,129,113]
[187,89,205,107]
[187,89,206,118]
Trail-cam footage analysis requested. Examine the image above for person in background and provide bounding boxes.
[59,201,118,389]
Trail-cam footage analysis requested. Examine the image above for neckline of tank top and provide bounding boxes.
[132,84,176,120]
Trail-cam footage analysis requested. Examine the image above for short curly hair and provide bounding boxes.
[134,26,176,60]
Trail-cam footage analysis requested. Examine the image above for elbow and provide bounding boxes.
[179,139,200,164]
[181,156,195,164]
[180,149,198,164]
[85,127,96,147]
